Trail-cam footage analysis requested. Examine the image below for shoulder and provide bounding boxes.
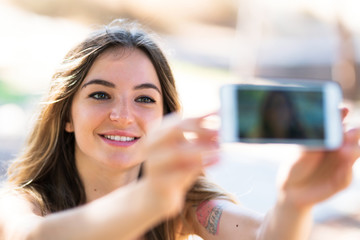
[0,188,43,239]
[0,187,43,227]
[0,187,43,216]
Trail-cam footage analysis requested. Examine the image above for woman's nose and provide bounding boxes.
[109,102,133,124]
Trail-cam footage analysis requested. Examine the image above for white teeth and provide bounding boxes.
[104,135,135,142]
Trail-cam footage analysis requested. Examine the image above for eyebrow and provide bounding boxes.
[134,83,162,95]
[81,79,162,95]
[81,79,115,89]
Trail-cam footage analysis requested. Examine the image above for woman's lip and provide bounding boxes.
[102,135,137,141]
[98,130,139,137]
[99,134,140,147]
[98,130,142,147]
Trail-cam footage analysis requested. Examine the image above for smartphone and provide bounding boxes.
[220,80,343,149]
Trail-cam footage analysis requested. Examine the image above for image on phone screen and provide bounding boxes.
[237,89,324,140]
[220,81,343,149]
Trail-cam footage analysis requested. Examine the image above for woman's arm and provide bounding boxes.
[258,127,360,240]
[189,199,262,240]
[0,180,174,240]
[191,199,311,240]
[0,114,219,240]
[191,127,360,240]
[256,198,312,240]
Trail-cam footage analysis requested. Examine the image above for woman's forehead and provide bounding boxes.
[97,47,135,61]
[83,47,161,89]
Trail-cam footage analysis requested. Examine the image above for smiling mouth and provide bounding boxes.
[102,135,139,142]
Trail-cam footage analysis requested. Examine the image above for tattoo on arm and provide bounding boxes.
[196,200,223,235]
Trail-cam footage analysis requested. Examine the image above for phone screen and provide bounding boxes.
[220,81,343,149]
[236,88,324,140]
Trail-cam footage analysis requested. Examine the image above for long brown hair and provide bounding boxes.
[6,19,233,240]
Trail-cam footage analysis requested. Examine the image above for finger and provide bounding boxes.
[338,128,360,167]
[343,127,360,146]
[145,114,185,147]
[201,149,220,167]
[148,115,218,149]
[341,107,349,121]
[148,140,219,173]
[180,115,220,143]
[170,112,220,133]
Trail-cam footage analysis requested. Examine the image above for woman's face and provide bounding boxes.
[267,94,292,126]
[65,48,164,170]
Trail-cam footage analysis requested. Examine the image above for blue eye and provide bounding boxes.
[135,96,155,103]
[89,92,110,100]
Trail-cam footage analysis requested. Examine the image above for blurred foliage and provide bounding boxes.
[0,79,29,104]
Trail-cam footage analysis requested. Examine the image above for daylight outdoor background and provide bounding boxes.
[1,0,360,239]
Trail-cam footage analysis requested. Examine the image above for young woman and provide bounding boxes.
[1,19,359,240]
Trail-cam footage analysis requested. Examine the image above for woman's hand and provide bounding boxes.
[141,114,219,218]
[278,107,360,209]
[256,108,360,240]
